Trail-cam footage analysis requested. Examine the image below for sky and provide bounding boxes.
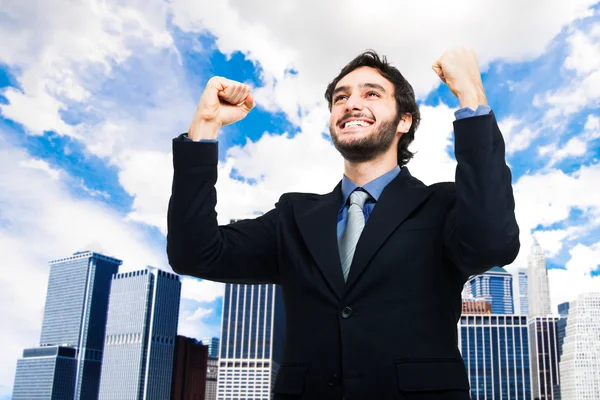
[2,0,600,397]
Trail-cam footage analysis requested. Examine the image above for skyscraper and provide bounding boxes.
[97,267,181,400]
[201,337,220,358]
[12,251,122,400]
[559,292,600,399]
[556,301,569,359]
[459,314,531,399]
[217,283,285,400]
[466,267,514,314]
[528,316,561,400]
[171,336,208,400]
[12,347,78,400]
[518,268,529,315]
[528,239,552,317]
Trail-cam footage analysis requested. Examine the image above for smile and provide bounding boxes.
[339,118,374,131]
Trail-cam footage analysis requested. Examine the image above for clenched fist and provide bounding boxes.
[432,46,487,110]
[188,77,255,141]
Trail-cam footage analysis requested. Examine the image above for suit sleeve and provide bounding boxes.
[166,134,281,284]
[443,112,520,277]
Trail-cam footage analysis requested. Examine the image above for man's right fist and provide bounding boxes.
[188,77,255,141]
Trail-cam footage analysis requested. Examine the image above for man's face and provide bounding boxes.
[329,66,404,163]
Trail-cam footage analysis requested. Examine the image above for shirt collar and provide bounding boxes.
[339,165,401,211]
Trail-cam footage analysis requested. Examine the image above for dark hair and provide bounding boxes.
[324,50,421,166]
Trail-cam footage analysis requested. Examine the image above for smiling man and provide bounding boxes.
[167,47,520,400]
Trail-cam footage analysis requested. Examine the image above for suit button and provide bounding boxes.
[328,373,340,387]
[341,306,353,319]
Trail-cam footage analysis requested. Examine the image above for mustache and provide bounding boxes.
[337,113,375,125]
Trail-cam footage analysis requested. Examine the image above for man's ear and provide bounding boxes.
[396,113,413,135]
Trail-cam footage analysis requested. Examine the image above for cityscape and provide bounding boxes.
[3,1,600,399]
[9,232,600,399]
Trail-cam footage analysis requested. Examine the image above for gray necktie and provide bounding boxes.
[338,190,371,282]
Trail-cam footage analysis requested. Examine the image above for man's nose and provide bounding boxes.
[345,94,364,112]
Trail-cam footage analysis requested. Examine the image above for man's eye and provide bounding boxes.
[367,91,379,97]
[334,95,347,102]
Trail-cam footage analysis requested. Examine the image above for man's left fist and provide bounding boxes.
[432,46,487,108]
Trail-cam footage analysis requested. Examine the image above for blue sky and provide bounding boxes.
[2,0,600,397]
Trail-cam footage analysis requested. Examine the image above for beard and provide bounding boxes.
[330,113,401,163]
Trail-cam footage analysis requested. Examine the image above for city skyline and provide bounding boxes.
[3,2,600,396]
[8,245,600,400]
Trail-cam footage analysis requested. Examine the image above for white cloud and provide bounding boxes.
[541,23,600,117]
[508,163,600,277]
[180,278,225,303]
[177,305,221,342]
[545,137,589,167]
[0,0,174,136]
[187,307,213,321]
[533,229,570,258]
[498,117,538,154]
[18,158,61,180]
[548,242,600,311]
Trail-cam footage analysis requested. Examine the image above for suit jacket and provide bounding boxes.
[166,112,520,400]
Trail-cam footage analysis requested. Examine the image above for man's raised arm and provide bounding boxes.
[167,77,282,284]
[433,47,520,276]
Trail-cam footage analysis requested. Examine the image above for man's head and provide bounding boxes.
[325,50,421,166]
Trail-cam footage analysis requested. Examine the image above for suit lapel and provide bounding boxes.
[343,168,432,293]
[293,182,345,299]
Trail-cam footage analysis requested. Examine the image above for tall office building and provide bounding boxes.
[12,251,121,400]
[459,314,531,399]
[556,302,569,359]
[466,267,514,314]
[518,268,529,315]
[528,316,561,400]
[12,347,78,400]
[171,336,208,400]
[528,239,552,317]
[205,356,218,400]
[217,283,286,400]
[559,292,600,399]
[98,267,181,400]
[201,337,220,358]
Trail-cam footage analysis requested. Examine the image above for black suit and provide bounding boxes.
[167,112,520,400]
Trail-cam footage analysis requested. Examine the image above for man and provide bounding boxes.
[167,47,520,400]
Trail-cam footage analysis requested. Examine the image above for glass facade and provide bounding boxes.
[201,337,220,358]
[518,268,529,315]
[98,267,181,400]
[13,251,121,400]
[467,267,514,314]
[528,316,561,400]
[557,302,569,359]
[459,315,531,400]
[217,283,285,400]
[12,346,78,400]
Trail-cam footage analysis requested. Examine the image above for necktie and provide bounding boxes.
[338,190,371,282]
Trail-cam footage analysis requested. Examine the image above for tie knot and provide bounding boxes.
[349,190,370,208]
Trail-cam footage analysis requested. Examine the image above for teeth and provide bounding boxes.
[344,120,371,128]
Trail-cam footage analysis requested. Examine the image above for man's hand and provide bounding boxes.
[188,77,255,141]
[432,46,488,110]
